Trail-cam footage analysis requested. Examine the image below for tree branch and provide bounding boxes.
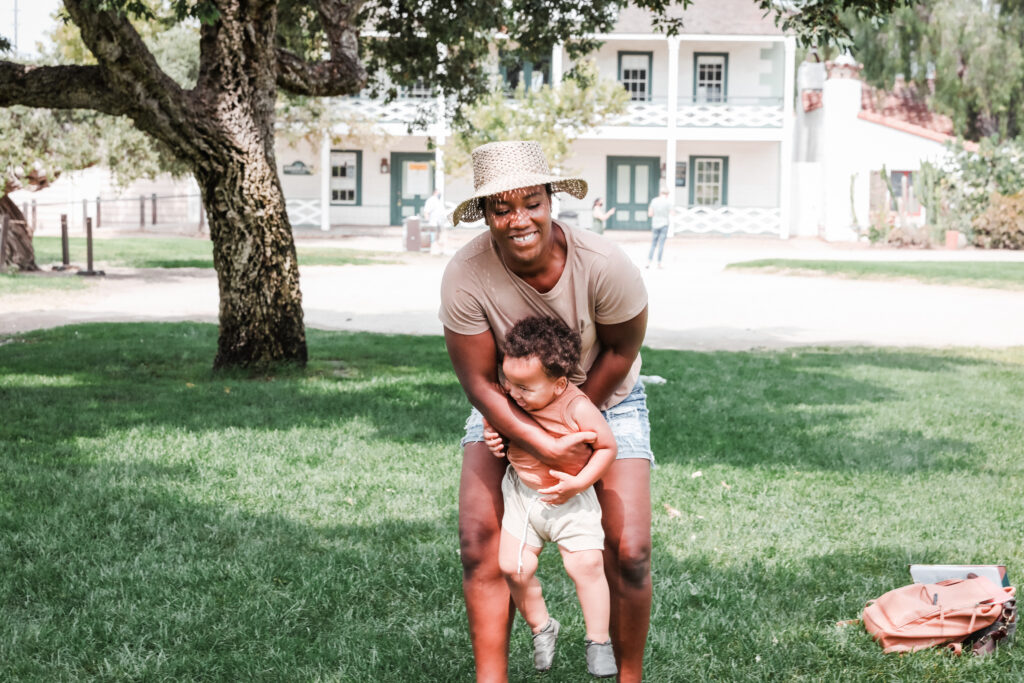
[275,0,367,96]
[62,0,192,128]
[0,62,129,115]
[275,47,366,96]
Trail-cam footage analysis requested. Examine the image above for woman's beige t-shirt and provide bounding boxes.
[439,224,647,411]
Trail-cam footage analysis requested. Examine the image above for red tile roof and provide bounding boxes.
[859,82,954,136]
[802,81,978,150]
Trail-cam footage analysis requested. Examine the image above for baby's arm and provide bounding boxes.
[538,398,618,505]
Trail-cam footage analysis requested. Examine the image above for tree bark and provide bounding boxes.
[0,195,39,271]
[196,150,307,370]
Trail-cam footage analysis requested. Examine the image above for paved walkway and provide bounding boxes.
[4,229,1024,350]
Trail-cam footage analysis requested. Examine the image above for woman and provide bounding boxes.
[591,197,616,234]
[439,140,653,683]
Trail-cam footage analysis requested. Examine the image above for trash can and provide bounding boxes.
[404,216,422,252]
[557,211,579,228]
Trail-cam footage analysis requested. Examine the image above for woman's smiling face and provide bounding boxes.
[483,185,553,269]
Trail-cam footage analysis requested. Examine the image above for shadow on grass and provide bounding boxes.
[1,324,1016,474]
[2,323,1024,679]
[0,445,470,680]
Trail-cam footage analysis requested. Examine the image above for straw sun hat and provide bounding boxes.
[450,141,588,226]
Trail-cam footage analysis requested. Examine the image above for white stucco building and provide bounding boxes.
[14,1,971,242]
[276,0,796,238]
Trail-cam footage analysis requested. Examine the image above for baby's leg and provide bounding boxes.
[498,529,549,632]
[559,547,610,642]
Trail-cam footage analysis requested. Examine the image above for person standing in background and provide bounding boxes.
[646,186,673,269]
[590,198,616,235]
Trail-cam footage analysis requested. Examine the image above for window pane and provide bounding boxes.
[693,158,723,207]
[696,55,726,103]
[330,151,359,204]
[616,165,631,203]
[635,165,649,199]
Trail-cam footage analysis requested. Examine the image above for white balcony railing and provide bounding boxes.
[607,99,670,127]
[332,96,438,125]
[676,97,784,128]
[673,206,781,235]
[330,94,782,130]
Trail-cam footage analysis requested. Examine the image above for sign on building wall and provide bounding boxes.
[283,161,312,175]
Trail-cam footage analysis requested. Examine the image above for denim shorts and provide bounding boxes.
[461,381,654,462]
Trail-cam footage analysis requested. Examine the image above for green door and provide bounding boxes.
[390,153,435,226]
[606,156,659,230]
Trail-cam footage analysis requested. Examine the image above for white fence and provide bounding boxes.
[673,206,781,235]
[285,198,322,227]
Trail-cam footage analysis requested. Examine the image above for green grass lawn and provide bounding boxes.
[728,259,1024,290]
[2,324,1023,680]
[0,271,91,296]
[32,236,397,269]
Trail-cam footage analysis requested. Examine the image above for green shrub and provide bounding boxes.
[972,192,1024,249]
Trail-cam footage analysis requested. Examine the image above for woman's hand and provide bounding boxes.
[539,470,587,505]
[482,418,507,458]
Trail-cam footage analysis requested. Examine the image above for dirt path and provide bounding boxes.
[4,234,1024,350]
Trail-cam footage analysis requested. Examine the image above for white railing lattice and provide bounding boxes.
[333,97,438,125]
[673,206,781,235]
[286,198,322,227]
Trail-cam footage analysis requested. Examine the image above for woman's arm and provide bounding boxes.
[444,327,594,469]
[538,398,618,505]
[578,306,648,408]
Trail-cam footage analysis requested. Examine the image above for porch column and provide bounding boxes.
[779,36,796,239]
[552,43,563,88]
[435,93,446,198]
[320,134,331,232]
[665,37,679,197]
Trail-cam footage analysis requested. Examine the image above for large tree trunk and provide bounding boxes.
[195,151,307,370]
[0,194,39,271]
[0,0,365,369]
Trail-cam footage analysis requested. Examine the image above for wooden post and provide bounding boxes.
[76,217,103,276]
[85,217,94,273]
[96,196,102,228]
[139,195,145,230]
[61,214,70,268]
[31,200,37,231]
[198,200,205,233]
[151,193,157,226]
[0,215,9,270]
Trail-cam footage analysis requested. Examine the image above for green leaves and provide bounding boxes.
[444,60,628,178]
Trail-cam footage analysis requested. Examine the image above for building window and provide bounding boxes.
[694,53,728,103]
[690,156,728,206]
[331,150,361,205]
[889,170,921,214]
[619,52,652,102]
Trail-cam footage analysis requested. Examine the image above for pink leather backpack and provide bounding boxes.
[862,575,1016,655]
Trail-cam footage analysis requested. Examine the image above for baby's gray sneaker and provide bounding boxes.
[532,618,560,671]
[585,639,617,678]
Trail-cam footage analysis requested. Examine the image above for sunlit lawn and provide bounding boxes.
[0,271,90,296]
[2,323,1023,680]
[32,236,397,269]
[728,259,1024,290]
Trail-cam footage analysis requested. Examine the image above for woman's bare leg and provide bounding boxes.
[459,443,515,682]
[596,459,652,683]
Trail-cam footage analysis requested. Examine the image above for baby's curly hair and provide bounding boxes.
[502,316,581,380]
